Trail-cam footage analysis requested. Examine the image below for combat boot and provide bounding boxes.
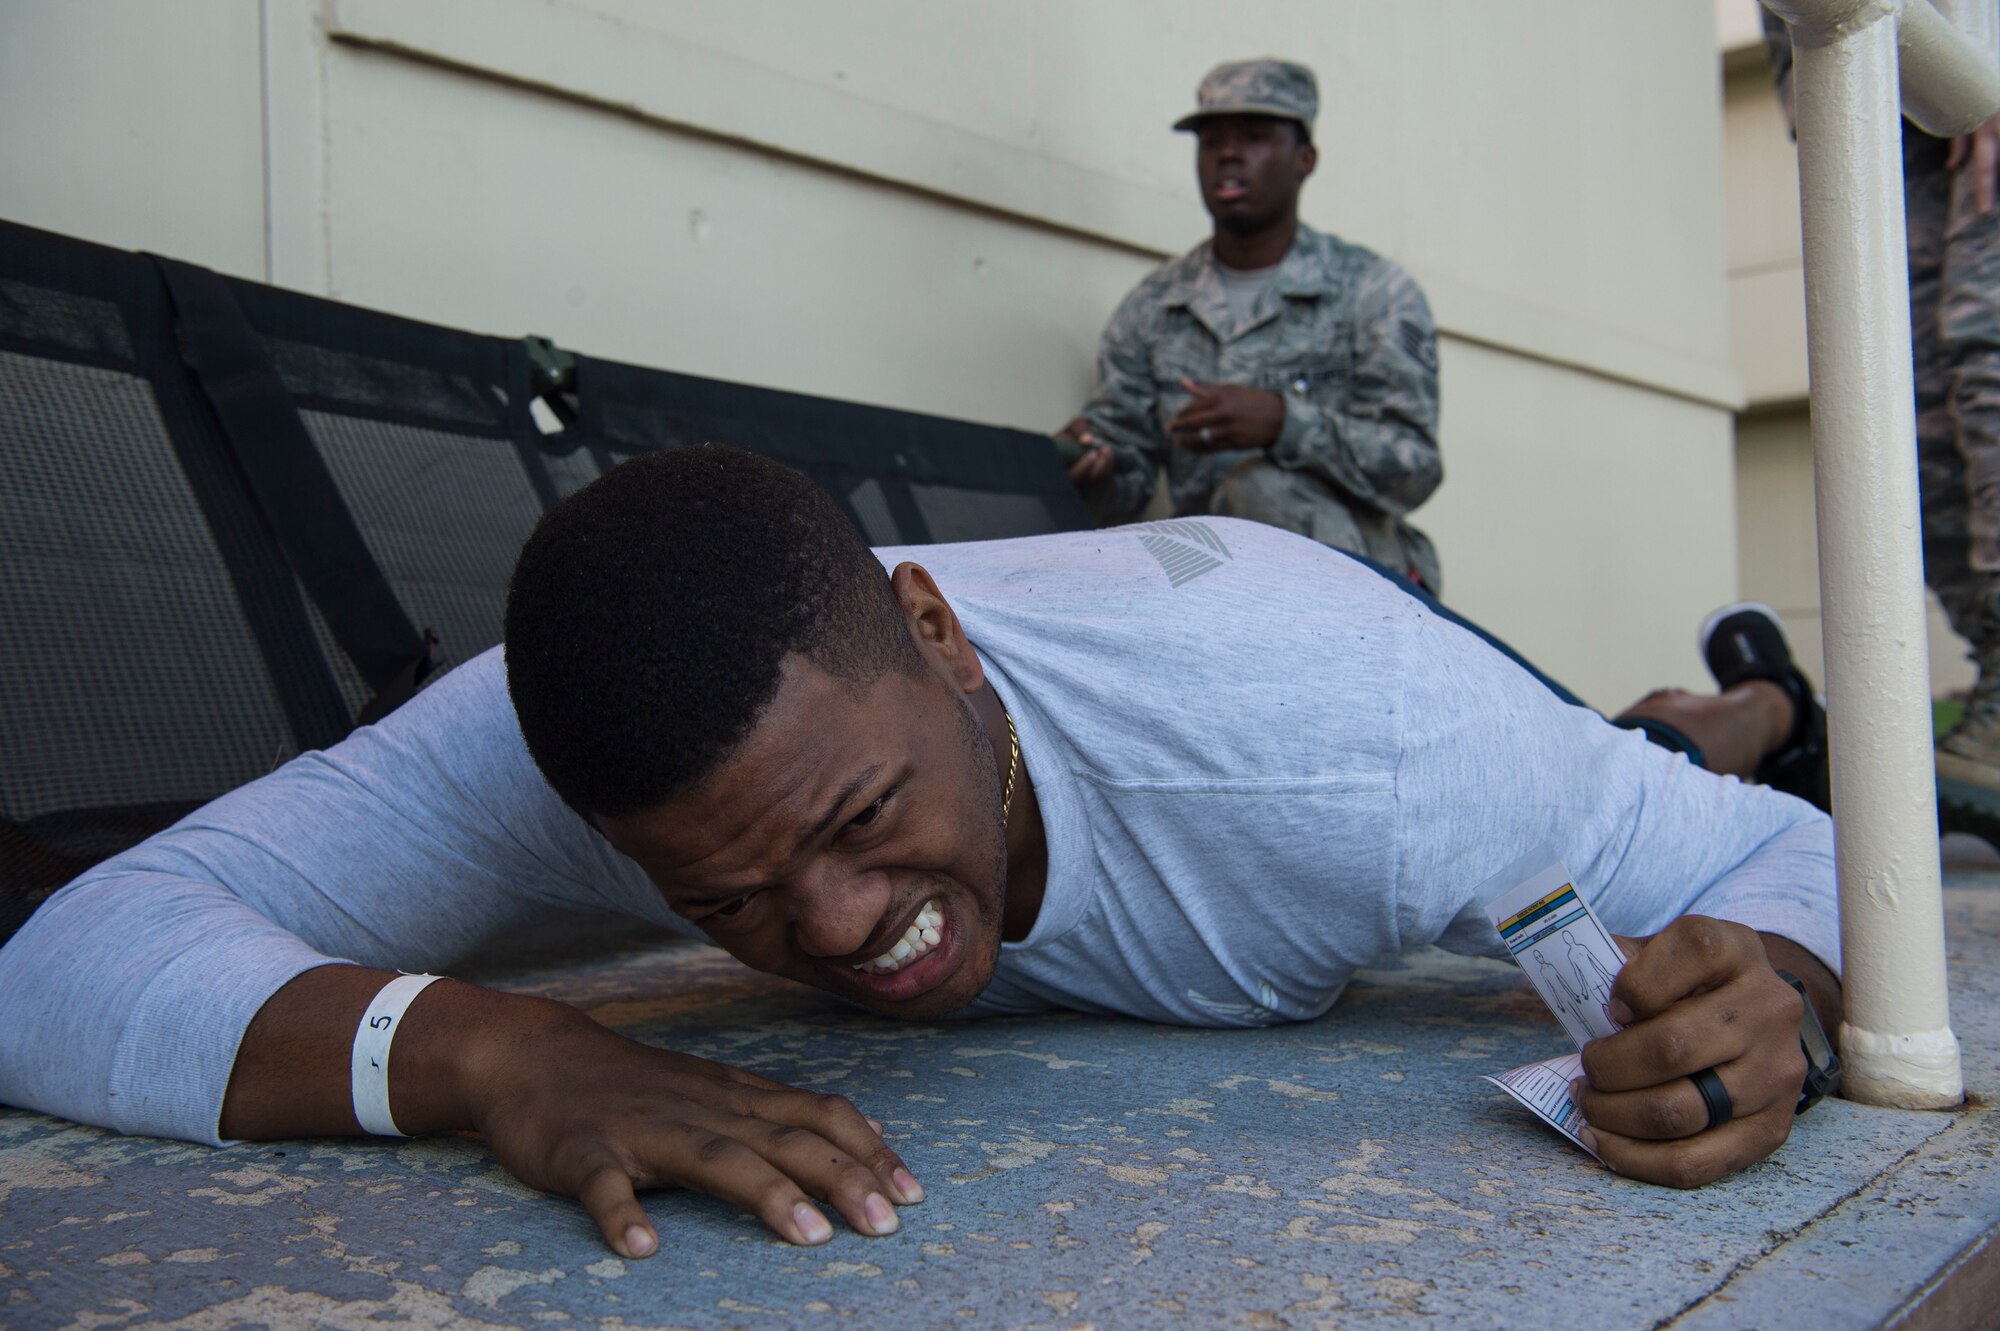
[1936,635,2000,846]
[1937,644,2000,796]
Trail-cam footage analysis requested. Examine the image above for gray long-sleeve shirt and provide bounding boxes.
[0,519,1836,1145]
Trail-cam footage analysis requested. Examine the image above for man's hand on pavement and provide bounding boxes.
[1168,379,1286,453]
[467,1000,923,1258]
[221,968,923,1259]
[1569,916,1832,1188]
[1056,416,1115,486]
[1949,113,2000,218]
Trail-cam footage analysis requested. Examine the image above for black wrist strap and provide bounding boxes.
[1777,969,1842,1114]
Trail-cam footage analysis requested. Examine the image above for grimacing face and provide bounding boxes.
[1195,113,1315,235]
[592,582,1011,1020]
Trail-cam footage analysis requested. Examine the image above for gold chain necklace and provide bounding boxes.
[1000,707,1021,822]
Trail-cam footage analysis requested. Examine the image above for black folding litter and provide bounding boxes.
[0,217,1087,937]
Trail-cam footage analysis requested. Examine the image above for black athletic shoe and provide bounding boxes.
[1697,602,1831,814]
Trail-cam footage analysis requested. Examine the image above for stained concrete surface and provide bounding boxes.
[4,876,1999,1330]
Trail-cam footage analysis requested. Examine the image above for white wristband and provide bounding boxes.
[350,973,444,1137]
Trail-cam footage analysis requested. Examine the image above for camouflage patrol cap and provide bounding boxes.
[1173,58,1318,137]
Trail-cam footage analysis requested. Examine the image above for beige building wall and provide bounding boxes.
[1716,0,1975,698]
[2,0,1743,711]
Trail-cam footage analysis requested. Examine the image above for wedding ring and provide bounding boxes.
[1690,1067,1733,1131]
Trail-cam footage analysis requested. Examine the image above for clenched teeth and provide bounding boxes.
[853,901,944,975]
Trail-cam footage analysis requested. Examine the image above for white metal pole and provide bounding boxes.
[1928,0,1999,75]
[1769,0,1964,1108]
[1901,0,2000,134]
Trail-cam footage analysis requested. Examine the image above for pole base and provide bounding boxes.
[1839,1021,1966,1109]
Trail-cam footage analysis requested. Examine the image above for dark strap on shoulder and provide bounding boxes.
[148,256,437,701]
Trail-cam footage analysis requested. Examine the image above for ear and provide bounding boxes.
[889,562,985,695]
[1297,141,1318,180]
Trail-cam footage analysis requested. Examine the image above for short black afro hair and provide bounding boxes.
[504,445,919,819]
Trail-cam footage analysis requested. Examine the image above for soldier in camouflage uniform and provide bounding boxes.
[1763,12,2000,798]
[1058,59,1445,592]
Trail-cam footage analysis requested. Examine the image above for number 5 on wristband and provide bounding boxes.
[350,973,443,1136]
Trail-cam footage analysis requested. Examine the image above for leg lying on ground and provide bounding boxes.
[1612,602,1831,813]
[1615,683,1797,781]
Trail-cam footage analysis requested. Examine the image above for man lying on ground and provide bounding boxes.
[0,447,1840,1260]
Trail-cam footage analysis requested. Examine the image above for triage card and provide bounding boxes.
[1473,845,1632,1158]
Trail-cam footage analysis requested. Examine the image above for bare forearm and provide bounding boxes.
[216,962,921,1256]
[218,963,571,1140]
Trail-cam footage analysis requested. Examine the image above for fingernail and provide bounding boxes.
[1577,1128,1600,1156]
[865,1117,884,1135]
[624,1225,656,1258]
[892,1167,926,1204]
[864,1192,900,1235]
[793,1201,833,1245]
[1609,1000,1634,1025]
[1569,1077,1585,1100]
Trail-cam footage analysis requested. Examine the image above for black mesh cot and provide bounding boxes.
[0,217,1088,938]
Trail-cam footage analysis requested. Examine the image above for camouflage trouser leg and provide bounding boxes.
[1209,457,1444,595]
[1911,136,2000,683]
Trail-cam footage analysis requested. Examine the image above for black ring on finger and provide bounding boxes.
[1690,1066,1734,1131]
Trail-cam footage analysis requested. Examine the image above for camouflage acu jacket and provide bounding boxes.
[1078,224,1443,587]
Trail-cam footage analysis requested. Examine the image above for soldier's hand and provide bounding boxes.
[1169,380,1286,452]
[1570,917,1817,1189]
[1057,417,1114,486]
[1948,113,2000,217]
